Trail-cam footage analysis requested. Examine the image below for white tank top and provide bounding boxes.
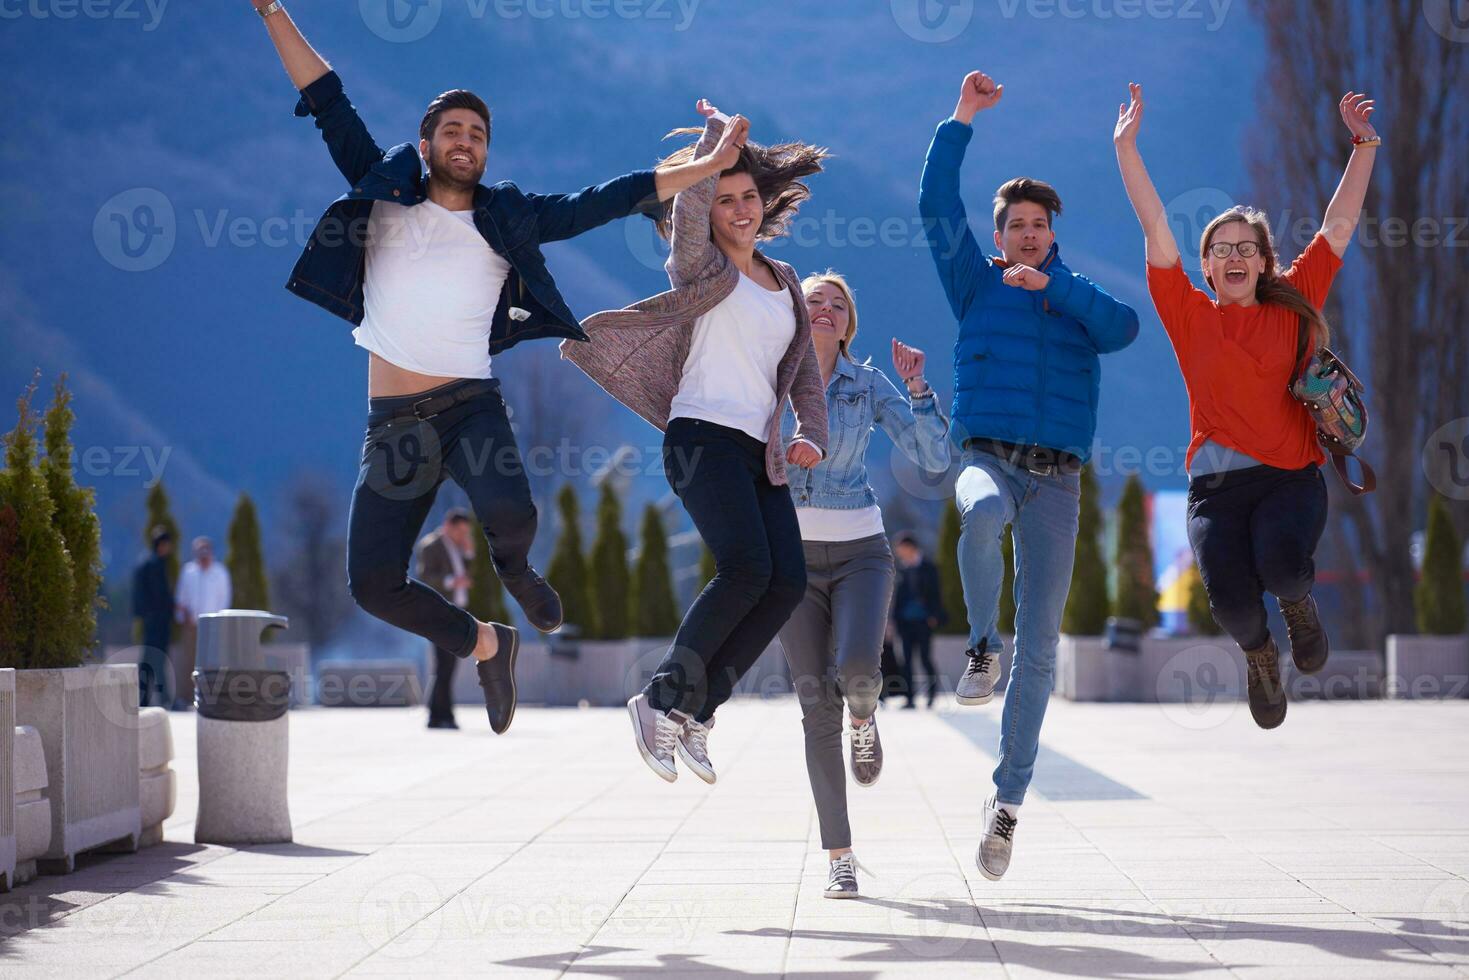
[669,271,796,441]
[353,200,509,379]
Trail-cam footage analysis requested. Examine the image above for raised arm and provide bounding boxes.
[1113,83,1181,269]
[918,71,1004,320]
[666,103,748,287]
[1320,92,1379,257]
[250,1,329,91]
[874,341,950,473]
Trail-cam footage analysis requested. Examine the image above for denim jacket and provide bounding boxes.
[782,356,950,509]
[286,71,663,355]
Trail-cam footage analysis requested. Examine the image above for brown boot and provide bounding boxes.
[1279,594,1329,674]
[1242,636,1287,730]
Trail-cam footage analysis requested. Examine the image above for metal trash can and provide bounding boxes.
[192,609,293,845]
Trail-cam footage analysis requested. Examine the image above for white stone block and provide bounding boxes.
[194,713,291,845]
[1386,634,1469,699]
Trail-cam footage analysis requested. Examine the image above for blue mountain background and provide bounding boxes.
[1,0,1271,641]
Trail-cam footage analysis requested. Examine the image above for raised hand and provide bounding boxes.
[787,440,821,469]
[705,112,749,172]
[695,98,722,120]
[1002,264,1050,291]
[891,339,927,383]
[1115,82,1144,147]
[1339,92,1377,142]
[955,71,1003,124]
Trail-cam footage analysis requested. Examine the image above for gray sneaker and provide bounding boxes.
[849,716,883,787]
[676,715,716,784]
[976,796,1017,881]
[824,853,863,899]
[955,639,999,705]
[628,694,683,783]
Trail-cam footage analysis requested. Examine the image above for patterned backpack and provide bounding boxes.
[1291,319,1375,495]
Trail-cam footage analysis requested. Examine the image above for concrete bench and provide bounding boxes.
[315,659,423,707]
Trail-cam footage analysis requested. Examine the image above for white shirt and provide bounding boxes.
[443,541,469,608]
[669,271,796,441]
[796,505,887,542]
[175,561,232,622]
[353,200,508,379]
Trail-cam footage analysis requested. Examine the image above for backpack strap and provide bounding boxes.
[1331,451,1377,495]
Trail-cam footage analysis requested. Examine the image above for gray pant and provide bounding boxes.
[777,533,895,850]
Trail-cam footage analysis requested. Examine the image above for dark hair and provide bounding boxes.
[420,90,492,145]
[654,127,829,242]
[150,525,172,549]
[992,177,1063,232]
[444,507,472,526]
[894,531,921,549]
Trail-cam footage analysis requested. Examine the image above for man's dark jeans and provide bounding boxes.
[347,379,535,660]
[1186,463,1328,651]
[897,624,938,707]
[645,418,807,723]
[428,646,459,724]
[139,617,172,708]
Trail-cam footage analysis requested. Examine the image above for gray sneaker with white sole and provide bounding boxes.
[676,715,716,784]
[955,639,1000,705]
[628,693,684,782]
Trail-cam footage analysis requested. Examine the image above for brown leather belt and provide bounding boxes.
[968,439,1083,477]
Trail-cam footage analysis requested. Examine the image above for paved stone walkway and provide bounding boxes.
[3,697,1468,977]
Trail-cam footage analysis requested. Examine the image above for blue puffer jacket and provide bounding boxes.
[918,118,1139,460]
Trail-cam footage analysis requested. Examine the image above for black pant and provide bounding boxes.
[1186,463,1328,651]
[139,617,172,708]
[646,418,807,722]
[347,379,535,660]
[428,646,458,723]
[897,624,937,706]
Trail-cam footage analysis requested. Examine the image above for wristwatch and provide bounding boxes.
[257,0,284,17]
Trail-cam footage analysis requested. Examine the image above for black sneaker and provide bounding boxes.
[1243,636,1287,730]
[475,624,520,734]
[824,853,864,899]
[1279,594,1329,674]
[501,566,563,633]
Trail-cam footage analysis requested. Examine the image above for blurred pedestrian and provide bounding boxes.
[417,508,475,730]
[131,526,174,708]
[174,536,232,711]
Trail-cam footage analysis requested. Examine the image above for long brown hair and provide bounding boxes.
[1200,206,1331,352]
[655,128,829,242]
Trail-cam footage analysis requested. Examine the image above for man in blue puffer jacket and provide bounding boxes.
[919,70,1139,883]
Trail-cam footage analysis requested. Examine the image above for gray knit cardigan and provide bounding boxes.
[560,116,828,486]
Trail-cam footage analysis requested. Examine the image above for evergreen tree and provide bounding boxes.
[699,541,716,591]
[588,482,630,639]
[936,500,968,636]
[1185,562,1221,636]
[998,523,1017,635]
[1062,465,1109,635]
[465,519,510,625]
[1113,475,1159,628]
[0,504,20,659]
[1416,494,1466,635]
[41,374,104,656]
[225,492,269,612]
[546,484,593,634]
[631,504,680,637]
[0,380,76,669]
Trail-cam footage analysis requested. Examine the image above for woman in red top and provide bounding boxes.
[1114,83,1379,729]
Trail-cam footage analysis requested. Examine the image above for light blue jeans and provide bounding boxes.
[955,447,1080,805]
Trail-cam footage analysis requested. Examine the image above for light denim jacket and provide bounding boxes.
[782,356,951,510]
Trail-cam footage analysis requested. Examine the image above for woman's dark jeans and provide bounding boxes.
[1186,463,1328,651]
[645,418,807,722]
[346,379,536,660]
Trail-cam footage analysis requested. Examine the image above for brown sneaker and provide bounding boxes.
[1279,594,1329,674]
[1243,636,1287,730]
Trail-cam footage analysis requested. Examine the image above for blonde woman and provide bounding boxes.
[777,271,950,898]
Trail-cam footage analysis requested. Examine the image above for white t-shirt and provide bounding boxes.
[175,561,232,622]
[669,271,796,441]
[353,200,509,379]
[796,505,887,542]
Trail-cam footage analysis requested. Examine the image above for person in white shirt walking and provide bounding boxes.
[174,536,233,711]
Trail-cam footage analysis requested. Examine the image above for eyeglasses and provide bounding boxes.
[1208,240,1261,259]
